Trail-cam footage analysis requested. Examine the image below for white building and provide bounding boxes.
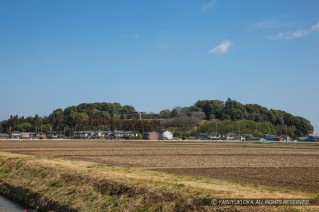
[161,130,173,140]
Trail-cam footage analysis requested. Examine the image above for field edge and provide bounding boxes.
[0,152,318,211]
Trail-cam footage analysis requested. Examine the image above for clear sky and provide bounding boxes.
[0,0,319,134]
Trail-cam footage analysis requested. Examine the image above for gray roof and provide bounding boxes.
[0,133,9,137]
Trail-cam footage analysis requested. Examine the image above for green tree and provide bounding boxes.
[121,105,136,113]
[222,98,244,120]
[41,124,53,132]
[16,122,33,132]
[195,100,224,120]
[49,109,64,130]
[159,109,171,118]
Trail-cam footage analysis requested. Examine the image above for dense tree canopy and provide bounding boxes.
[194,98,313,136]
[0,99,313,138]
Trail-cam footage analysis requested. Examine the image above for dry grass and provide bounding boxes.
[1,151,318,211]
[0,140,319,210]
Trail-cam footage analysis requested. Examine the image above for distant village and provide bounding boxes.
[0,130,173,140]
[0,130,318,142]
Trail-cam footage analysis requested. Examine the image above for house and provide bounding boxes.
[73,131,95,139]
[249,135,263,141]
[93,131,109,139]
[10,132,21,139]
[123,131,138,139]
[73,131,80,139]
[143,131,160,140]
[225,133,237,140]
[104,131,113,139]
[198,133,223,140]
[298,137,307,141]
[36,132,47,139]
[46,131,59,139]
[199,133,210,140]
[242,134,254,141]
[0,133,9,139]
[20,132,36,139]
[209,132,223,140]
[160,130,173,140]
[112,130,125,139]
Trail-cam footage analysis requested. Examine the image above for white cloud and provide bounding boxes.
[269,30,308,40]
[203,0,216,10]
[311,22,319,31]
[291,30,308,38]
[269,21,319,40]
[209,40,232,55]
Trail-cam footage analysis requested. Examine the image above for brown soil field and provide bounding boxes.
[1,140,319,194]
[158,167,319,194]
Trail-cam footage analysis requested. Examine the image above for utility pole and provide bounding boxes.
[237,121,241,141]
[215,120,218,141]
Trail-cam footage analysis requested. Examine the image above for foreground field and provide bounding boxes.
[0,140,318,210]
[1,140,318,193]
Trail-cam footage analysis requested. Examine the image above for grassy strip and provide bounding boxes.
[0,152,317,211]
[0,153,217,211]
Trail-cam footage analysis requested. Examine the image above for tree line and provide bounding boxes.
[158,98,312,138]
[0,99,313,138]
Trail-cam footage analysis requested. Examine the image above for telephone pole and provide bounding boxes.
[237,121,241,141]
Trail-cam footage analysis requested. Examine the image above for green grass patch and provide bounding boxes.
[49,178,63,187]
[15,160,24,169]
[202,196,213,204]
[106,196,119,207]
[86,165,95,169]
[40,169,49,178]
[176,183,185,188]
[267,187,280,193]
[0,167,11,177]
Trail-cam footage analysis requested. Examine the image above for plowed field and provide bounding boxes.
[1,140,318,193]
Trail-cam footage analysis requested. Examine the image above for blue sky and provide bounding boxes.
[0,0,319,134]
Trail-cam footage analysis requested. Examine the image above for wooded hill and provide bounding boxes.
[0,98,313,138]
